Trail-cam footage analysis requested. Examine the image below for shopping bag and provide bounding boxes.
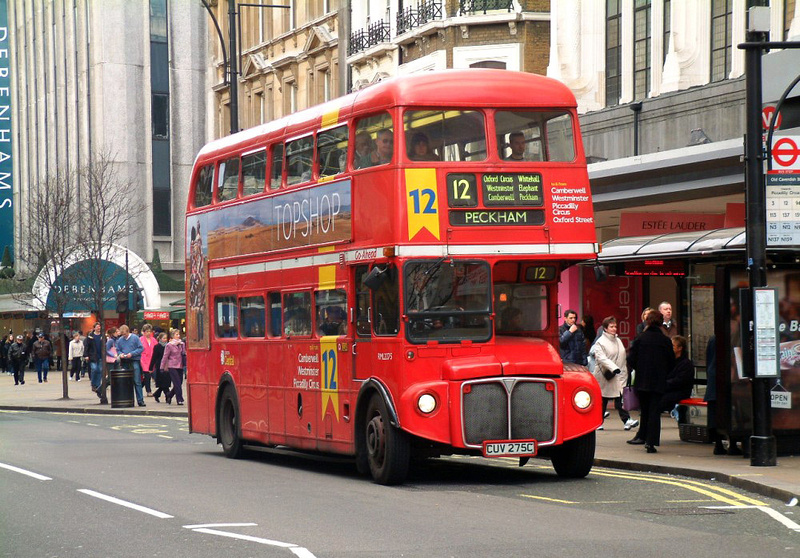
[622,386,639,411]
[105,346,118,364]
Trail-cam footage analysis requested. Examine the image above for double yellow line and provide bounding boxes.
[587,468,764,507]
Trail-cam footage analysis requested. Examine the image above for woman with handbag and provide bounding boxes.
[161,329,186,405]
[590,316,639,432]
[626,310,675,453]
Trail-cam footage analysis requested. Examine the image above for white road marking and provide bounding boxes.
[290,547,318,558]
[0,462,52,481]
[189,527,318,557]
[183,523,258,529]
[77,489,173,519]
[705,505,800,532]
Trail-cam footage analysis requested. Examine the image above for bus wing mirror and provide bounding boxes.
[363,266,389,290]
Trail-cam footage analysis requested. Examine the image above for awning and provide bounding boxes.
[597,227,747,262]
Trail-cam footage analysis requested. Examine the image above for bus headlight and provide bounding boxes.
[417,393,437,414]
[573,390,592,410]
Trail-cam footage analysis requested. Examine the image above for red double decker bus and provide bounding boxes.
[185,69,601,484]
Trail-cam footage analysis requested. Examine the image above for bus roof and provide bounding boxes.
[196,70,577,159]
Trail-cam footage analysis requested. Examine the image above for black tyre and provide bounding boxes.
[218,387,245,459]
[550,431,595,478]
[364,393,410,485]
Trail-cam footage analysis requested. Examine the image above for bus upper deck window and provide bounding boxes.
[318,125,348,178]
[217,157,240,202]
[270,143,284,190]
[495,110,575,162]
[403,110,486,162]
[241,150,266,197]
[353,112,393,169]
[287,136,313,185]
[193,164,214,208]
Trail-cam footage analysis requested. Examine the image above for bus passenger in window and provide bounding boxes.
[504,131,527,161]
[374,128,394,165]
[354,131,375,169]
[408,132,438,161]
[319,306,346,336]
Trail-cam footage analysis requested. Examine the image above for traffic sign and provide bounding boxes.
[762,105,783,130]
[771,136,800,170]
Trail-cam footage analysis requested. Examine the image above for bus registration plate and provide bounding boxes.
[482,440,537,458]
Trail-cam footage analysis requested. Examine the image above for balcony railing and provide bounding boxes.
[397,6,417,36]
[458,0,513,16]
[417,0,443,27]
[349,19,391,56]
[397,1,443,35]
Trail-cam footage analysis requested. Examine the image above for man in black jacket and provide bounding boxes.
[559,309,587,365]
[9,335,26,385]
[627,310,675,453]
[84,323,104,392]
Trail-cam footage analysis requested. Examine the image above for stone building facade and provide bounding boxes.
[348,0,551,87]
[8,0,207,273]
[208,0,344,137]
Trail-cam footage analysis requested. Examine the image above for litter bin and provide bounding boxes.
[110,365,134,408]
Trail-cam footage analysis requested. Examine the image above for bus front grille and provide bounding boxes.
[462,379,555,447]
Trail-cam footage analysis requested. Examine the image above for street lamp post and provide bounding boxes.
[201,1,290,135]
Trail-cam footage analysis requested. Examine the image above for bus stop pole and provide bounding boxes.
[742,27,777,467]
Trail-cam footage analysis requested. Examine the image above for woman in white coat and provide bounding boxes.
[590,316,639,431]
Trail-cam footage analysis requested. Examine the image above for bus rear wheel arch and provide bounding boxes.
[362,392,410,485]
[217,385,245,459]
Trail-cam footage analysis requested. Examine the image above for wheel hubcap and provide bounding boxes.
[366,414,385,466]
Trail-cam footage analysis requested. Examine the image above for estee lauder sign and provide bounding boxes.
[618,212,725,237]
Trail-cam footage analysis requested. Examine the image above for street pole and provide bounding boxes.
[125,250,130,327]
[741,11,775,466]
[743,37,776,467]
[201,1,290,135]
[228,0,239,134]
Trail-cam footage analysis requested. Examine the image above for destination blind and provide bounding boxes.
[482,173,543,206]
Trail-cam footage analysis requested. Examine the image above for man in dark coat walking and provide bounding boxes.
[559,309,587,365]
[627,310,675,452]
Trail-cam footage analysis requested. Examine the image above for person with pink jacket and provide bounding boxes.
[139,324,157,397]
[161,328,186,405]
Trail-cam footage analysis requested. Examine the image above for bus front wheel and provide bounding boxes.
[218,387,245,459]
[550,431,595,478]
[364,393,410,485]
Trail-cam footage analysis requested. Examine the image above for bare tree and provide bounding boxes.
[72,150,146,404]
[13,168,79,399]
[12,150,146,404]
